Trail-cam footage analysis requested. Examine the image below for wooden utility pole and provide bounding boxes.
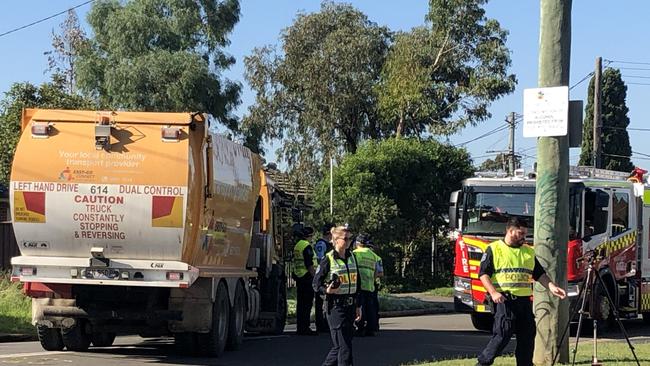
[508,112,516,175]
[593,57,603,168]
[533,0,571,364]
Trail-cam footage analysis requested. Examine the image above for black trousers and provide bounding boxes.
[355,290,378,334]
[372,289,380,331]
[477,297,535,366]
[323,301,355,366]
[296,274,314,333]
[315,294,328,331]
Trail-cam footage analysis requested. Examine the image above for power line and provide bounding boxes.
[622,75,650,79]
[626,82,650,86]
[456,123,510,147]
[633,150,650,158]
[605,59,650,66]
[603,126,650,132]
[619,67,650,71]
[0,0,95,39]
[570,71,594,91]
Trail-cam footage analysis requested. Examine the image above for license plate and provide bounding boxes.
[83,268,119,280]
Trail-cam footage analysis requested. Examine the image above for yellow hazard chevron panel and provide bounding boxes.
[596,231,637,257]
[642,283,650,312]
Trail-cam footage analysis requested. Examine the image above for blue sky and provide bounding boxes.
[1,1,649,170]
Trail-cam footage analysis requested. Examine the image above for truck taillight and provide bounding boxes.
[161,126,181,142]
[567,239,583,282]
[20,267,36,276]
[31,123,51,138]
[167,272,183,281]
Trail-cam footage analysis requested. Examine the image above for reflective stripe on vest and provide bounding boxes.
[353,247,378,292]
[490,240,535,297]
[326,250,358,295]
[293,240,316,278]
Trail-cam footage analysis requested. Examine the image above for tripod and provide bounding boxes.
[553,251,639,366]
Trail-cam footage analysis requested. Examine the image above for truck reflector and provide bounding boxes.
[166,272,183,281]
[161,126,181,142]
[31,122,51,138]
[20,267,36,276]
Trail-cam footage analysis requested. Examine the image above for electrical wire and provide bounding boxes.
[570,72,594,91]
[0,0,95,39]
[606,60,650,66]
[456,123,510,147]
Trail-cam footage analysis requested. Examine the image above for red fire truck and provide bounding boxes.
[449,167,650,331]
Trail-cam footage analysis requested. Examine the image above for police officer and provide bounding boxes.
[314,223,335,332]
[352,234,383,336]
[313,225,361,366]
[368,239,383,333]
[476,217,566,366]
[292,226,317,335]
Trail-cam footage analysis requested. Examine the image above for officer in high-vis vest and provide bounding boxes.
[476,217,566,366]
[313,225,361,366]
[292,226,317,335]
[314,223,335,333]
[352,234,383,336]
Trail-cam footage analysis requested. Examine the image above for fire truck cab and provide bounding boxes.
[449,167,650,331]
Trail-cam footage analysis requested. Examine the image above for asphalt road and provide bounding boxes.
[2,314,650,366]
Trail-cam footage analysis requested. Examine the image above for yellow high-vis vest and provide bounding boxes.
[489,240,535,297]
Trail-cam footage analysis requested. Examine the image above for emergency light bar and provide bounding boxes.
[569,166,630,181]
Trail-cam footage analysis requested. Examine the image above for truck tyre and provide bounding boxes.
[91,332,116,347]
[174,332,197,356]
[271,275,288,335]
[226,281,245,350]
[198,281,230,357]
[593,281,615,333]
[61,320,91,352]
[37,325,64,351]
[470,313,494,332]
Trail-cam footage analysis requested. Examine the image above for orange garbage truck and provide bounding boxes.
[10,109,290,356]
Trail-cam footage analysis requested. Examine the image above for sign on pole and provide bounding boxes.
[523,86,569,137]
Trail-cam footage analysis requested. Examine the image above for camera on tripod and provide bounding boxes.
[553,249,640,366]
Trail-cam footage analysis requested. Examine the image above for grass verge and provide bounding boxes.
[425,287,453,297]
[405,340,650,365]
[0,273,34,335]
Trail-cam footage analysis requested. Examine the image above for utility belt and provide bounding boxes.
[485,291,531,310]
[327,295,356,307]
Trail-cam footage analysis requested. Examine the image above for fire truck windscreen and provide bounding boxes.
[463,191,535,237]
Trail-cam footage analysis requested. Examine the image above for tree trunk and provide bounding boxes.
[396,111,404,138]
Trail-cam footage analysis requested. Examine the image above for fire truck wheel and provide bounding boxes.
[470,313,494,332]
[61,320,91,352]
[37,325,64,351]
[90,332,116,347]
[593,282,615,332]
[226,281,245,350]
[198,281,230,357]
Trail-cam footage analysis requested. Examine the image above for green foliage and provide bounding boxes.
[0,82,94,185]
[579,68,634,172]
[376,0,516,137]
[77,0,241,131]
[311,138,473,282]
[0,273,34,335]
[243,1,391,177]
